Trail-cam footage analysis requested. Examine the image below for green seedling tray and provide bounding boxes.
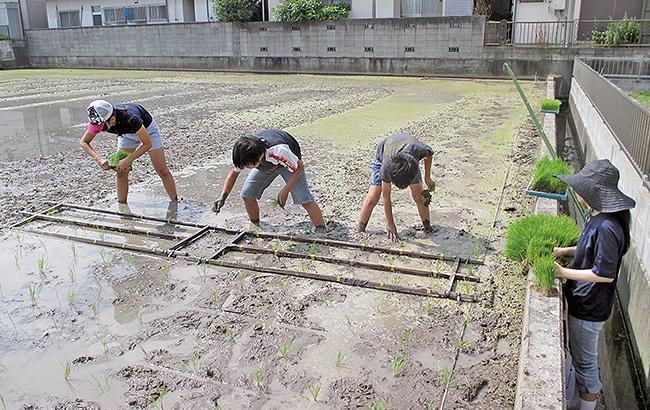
[524,176,569,201]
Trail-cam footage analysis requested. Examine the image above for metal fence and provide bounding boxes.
[485,19,650,46]
[580,57,650,80]
[573,58,650,183]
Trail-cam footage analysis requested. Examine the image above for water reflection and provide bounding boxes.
[0,102,89,162]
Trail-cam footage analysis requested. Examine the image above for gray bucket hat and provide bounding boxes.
[555,159,636,213]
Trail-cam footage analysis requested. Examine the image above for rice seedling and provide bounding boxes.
[162,263,172,275]
[0,393,5,410]
[279,277,290,291]
[89,303,98,317]
[136,311,144,329]
[70,242,77,260]
[27,283,39,306]
[440,365,452,388]
[211,290,220,305]
[152,383,167,410]
[126,253,135,265]
[6,313,18,335]
[462,310,472,328]
[97,334,109,353]
[196,265,207,283]
[362,237,369,247]
[298,260,308,272]
[324,298,333,309]
[307,381,322,401]
[90,373,110,394]
[68,265,77,284]
[220,325,236,342]
[91,273,102,289]
[424,299,433,317]
[269,198,282,209]
[13,250,21,269]
[540,98,562,112]
[37,257,46,273]
[473,243,482,259]
[67,290,78,305]
[260,301,272,315]
[456,339,473,351]
[467,266,477,277]
[533,254,557,294]
[254,369,264,387]
[392,356,407,377]
[426,400,435,410]
[50,315,60,334]
[391,275,402,285]
[531,157,571,194]
[367,401,386,410]
[15,234,23,248]
[335,351,346,367]
[108,150,131,168]
[399,328,412,346]
[344,314,354,334]
[435,259,444,273]
[63,361,72,381]
[504,215,579,263]
[185,354,203,372]
[278,344,292,359]
[138,344,150,359]
[458,280,473,295]
[309,242,318,255]
[98,248,107,263]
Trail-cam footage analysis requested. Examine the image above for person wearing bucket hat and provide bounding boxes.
[80,100,178,203]
[552,159,635,410]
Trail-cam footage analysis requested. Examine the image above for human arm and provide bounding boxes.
[423,155,434,191]
[553,246,577,257]
[213,168,240,213]
[277,160,304,207]
[382,181,399,241]
[116,126,152,172]
[79,131,111,170]
[554,263,614,283]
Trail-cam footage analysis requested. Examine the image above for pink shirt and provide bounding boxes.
[86,123,104,134]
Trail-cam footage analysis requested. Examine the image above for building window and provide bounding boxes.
[519,0,543,2]
[92,6,102,26]
[147,5,167,21]
[103,7,125,24]
[124,6,147,23]
[58,10,80,27]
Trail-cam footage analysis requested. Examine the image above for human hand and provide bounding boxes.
[386,223,400,242]
[553,247,565,257]
[277,188,289,209]
[421,189,432,207]
[554,261,564,278]
[425,177,436,193]
[117,158,132,172]
[212,195,227,213]
[99,159,112,171]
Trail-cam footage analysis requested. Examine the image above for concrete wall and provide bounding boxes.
[569,77,650,401]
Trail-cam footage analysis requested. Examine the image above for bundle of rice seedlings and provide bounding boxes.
[540,99,562,112]
[505,214,580,294]
[531,157,571,194]
[108,150,131,169]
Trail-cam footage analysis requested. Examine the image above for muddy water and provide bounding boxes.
[0,70,543,408]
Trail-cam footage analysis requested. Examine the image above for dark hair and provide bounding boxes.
[610,210,631,254]
[233,136,266,169]
[388,152,418,189]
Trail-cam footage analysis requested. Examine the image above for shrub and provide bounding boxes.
[540,98,561,112]
[590,15,640,46]
[108,150,131,168]
[213,0,261,22]
[504,215,580,293]
[0,34,9,41]
[531,157,571,194]
[273,0,349,22]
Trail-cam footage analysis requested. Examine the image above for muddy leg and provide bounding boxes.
[243,197,260,224]
[302,201,325,228]
[116,169,130,203]
[148,148,178,200]
[358,185,382,231]
[409,183,431,231]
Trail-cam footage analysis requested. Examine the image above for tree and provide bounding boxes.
[213,0,261,22]
[273,0,349,22]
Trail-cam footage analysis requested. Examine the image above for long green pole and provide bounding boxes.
[503,63,557,160]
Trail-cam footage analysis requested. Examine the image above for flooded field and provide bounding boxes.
[0,69,543,408]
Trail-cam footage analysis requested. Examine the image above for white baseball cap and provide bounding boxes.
[86,100,114,126]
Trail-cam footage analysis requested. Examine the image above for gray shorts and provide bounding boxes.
[241,167,315,205]
[117,120,163,151]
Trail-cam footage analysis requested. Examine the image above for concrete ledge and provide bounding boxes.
[515,76,564,409]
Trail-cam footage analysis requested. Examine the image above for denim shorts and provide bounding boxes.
[369,158,422,186]
[567,314,605,394]
[241,167,314,205]
[117,120,163,151]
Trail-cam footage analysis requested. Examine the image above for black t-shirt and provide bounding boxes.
[564,213,626,322]
[105,103,153,136]
[375,133,433,183]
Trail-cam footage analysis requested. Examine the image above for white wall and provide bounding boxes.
[350,0,374,18]
[513,0,576,44]
[375,0,399,18]
[46,0,180,28]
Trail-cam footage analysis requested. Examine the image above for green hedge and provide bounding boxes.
[273,0,349,22]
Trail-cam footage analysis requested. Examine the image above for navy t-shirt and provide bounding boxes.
[564,213,626,322]
[375,133,433,183]
[106,103,153,136]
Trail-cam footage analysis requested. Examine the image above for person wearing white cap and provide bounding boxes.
[80,100,177,203]
[552,159,636,410]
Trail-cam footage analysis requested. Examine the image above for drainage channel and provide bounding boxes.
[12,202,484,302]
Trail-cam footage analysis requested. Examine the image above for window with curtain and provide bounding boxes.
[58,10,80,27]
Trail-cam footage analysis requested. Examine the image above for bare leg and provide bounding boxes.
[302,201,325,227]
[409,182,431,230]
[243,197,260,224]
[148,148,178,200]
[358,185,382,231]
